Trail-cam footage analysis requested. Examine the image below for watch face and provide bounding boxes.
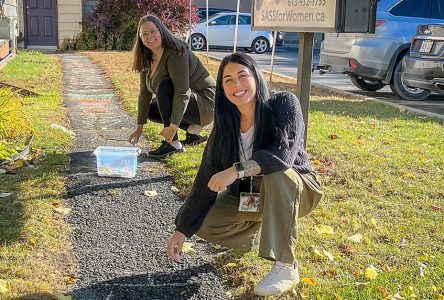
[235,163,245,172]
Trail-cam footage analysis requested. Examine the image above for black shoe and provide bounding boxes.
[148,141,184,159]
[181,133,208,146]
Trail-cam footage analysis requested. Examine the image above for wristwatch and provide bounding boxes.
[233,162,245,179]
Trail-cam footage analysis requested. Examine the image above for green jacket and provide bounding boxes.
[137,47,215,126]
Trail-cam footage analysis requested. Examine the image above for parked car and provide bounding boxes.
[403,24,444,100]
[189,12,273,54]
[319,0,444,100]
[273,31,285,46]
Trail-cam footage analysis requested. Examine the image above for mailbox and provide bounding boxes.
[252,0,377,33]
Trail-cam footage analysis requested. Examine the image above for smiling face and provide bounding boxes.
[222,62,257,111]
[139,21,162,52]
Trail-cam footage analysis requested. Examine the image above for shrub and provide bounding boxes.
[75,0,199,50]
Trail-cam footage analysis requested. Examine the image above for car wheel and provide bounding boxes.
[390,57,431,101]
[349,75,385,91]
[191,34,206,51]
[252,37,269,54]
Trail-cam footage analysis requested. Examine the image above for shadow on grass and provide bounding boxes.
[67,264,214,300]
[0,153,66,245]
[310,98,443,123]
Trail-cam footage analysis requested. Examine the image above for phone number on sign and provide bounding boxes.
[288,0,326,6]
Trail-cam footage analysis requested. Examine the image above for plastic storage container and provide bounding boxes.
[93,146,141,178]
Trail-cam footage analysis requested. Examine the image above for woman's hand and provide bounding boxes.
[167,231,186,262]
[128,125,143,145]
[208,166,238,192]
[160,123,178,142]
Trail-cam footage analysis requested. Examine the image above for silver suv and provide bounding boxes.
[319,0,444,100]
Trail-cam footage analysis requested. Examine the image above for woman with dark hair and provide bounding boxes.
[167,53,323,296]
[128,14,215,159]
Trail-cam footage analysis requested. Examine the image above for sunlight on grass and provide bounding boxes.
[84,50,444,299]
[0,51,73,299]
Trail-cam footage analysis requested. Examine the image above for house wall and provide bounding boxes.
[58,0,82,45]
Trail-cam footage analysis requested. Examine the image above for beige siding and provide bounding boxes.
[58,0,83,45]
[18,0,24,34]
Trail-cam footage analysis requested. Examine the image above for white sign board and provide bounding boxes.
[252,0,339,32]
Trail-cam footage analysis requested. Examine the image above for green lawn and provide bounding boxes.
[0,51,73,299]
[86,50,444,299]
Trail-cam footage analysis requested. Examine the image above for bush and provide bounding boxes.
[75,0,199,50]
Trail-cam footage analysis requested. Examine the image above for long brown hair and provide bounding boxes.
[131,14,188,72]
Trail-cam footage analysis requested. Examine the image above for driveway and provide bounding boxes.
[206,45,444,117]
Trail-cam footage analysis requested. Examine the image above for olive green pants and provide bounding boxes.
[196,169,323,264]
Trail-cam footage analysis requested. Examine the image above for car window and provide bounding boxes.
[431,0,444,19]
[238,15,251,25]
[211,15,230,25]
[389,0,431,18]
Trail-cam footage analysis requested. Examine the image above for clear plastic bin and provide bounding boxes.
[93,146,141,178]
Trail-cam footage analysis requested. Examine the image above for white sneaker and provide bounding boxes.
[254,261,300,296]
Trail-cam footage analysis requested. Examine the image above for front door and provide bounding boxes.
[26,0,58,46]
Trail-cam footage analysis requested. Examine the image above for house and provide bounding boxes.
[0,0,18,67]
[16,0,96,50]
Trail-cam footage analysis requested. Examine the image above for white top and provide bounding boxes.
[239,125,254,162]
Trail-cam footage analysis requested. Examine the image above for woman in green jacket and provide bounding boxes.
[128,14,215,159]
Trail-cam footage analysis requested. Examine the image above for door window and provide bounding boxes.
[211,15,230,25]
[389,0,431,18]
[431,0,444,19]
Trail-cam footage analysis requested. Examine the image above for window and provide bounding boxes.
[211,15,230,25]
[238,15,251,25]
[431,0,444,19]
[389,0,431,18]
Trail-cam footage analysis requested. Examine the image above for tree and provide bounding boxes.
[76,0,199,50]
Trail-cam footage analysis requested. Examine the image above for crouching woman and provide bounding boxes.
[167,53,323,297]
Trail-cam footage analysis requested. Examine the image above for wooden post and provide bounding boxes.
[295,32,314,148]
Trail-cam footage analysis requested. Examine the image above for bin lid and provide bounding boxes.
[93,146,141,156]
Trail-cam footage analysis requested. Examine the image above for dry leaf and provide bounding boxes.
[357,135,365,145]
[339,243,356,255]
[382,264,392,272]
[64,274,77,285]
[329,134,338,140]
[53,207,72,215]
[313,159,322,166]
[182,242,196,254]
[170,186,180,193]
[399,106,406,113]
[314,224,335,235]
[322,249,335,261]
[313,248,324,258]
[379,287,391,298]
[0,279,9,293]
[52,200,62,206]
[301,277,316,286]
[365,267,378,280]
[370,122,376,129]
[53,289,72,300]
[144,190,158,197]
[29,238,37,248]
[347,233,363,243]
[224,262,237,268]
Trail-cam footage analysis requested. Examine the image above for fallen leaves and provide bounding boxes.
[182,242,196,254]
[338,243,357,255]
[53,207,72,215]
[144,190,158,197]
[0,279,10,293]
[347,233,363,243]
[364,266,379,280]
[314,224,335,235]
[170,186,180,193]
[223,262,237,268]
[301,277,316,286]
[357,135,365,145]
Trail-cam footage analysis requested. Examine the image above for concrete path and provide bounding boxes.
[61,54,227,300]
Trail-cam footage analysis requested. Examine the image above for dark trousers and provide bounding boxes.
[148,80,201,141]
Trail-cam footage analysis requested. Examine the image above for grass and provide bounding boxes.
[85,50,443,299]
[0,51,74,299]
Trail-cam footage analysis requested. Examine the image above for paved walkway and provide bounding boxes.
[61,54,227,300]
